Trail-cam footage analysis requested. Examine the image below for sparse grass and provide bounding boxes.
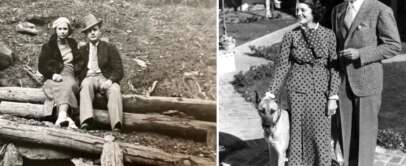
[0,0,216,99]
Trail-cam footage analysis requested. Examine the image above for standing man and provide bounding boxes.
[76,14,124,131]
[331,0,401,165]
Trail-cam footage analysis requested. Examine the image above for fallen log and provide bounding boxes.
[0,101,49,119]
[0,87,216,121]
[0,118,214,166]
[15,143,74,160]
[0,87,45,103]
[0,101,216,143]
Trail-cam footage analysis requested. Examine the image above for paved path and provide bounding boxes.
[218,23,298,140]
[374,146,406,166]
[218,22,406,165]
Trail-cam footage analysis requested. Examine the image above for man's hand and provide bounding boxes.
[52,74,63,82]
[101,79,113,90]
[340,48,360,60]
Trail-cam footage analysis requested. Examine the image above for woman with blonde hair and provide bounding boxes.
[38,17,80,128]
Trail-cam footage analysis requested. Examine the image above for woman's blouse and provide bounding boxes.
[58,43,73,67]
[269,25,340,97]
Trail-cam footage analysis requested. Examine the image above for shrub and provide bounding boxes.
[377,128,405,150]
[231,63,275,102]
[247,42,281,61]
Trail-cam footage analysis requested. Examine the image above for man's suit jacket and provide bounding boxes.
[331,0,401,97]
[76,40,124,83]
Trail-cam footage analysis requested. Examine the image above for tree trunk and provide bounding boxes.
[0,101,216,143]
[0,87,216,121]
[0,118,214,166]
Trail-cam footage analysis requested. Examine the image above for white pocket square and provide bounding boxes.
[357,24,368,30]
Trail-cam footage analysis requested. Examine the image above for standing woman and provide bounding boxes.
[38,17,79,128]
[261,0,340,165]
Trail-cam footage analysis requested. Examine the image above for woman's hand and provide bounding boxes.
[52,74,63,82]
[327,99,338,117]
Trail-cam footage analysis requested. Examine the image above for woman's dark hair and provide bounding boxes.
[298,0,326,23]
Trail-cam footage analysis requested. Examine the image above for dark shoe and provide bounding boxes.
[112,123,122,132]
[80,123,90,130]
[112,128,121,132]
[59,121,69,127]
[55,117,68,128]
[80,118,93,130]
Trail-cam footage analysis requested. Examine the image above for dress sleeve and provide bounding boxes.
[269,32,292,95]
[328,31,340,97]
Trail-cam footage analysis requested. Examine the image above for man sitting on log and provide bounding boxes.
[75,14,124,131]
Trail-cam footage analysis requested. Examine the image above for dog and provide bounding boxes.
[255,91,289,166]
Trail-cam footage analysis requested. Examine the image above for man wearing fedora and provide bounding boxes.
[75,14,123,131]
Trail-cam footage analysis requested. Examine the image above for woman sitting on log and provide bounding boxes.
[38,17,80,128]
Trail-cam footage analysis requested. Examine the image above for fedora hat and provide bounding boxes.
[81,14,102,33]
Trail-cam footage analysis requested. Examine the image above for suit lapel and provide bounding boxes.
[337,5,347,41]
[82,43,90,66]
[333,3,347,49]
[344,0,373,45]
[96,41,106,67]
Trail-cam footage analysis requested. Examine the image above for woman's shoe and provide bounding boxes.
[67,117,78,129]
[55,116,68,127]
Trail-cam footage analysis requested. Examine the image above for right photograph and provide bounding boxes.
[218,0,406,166]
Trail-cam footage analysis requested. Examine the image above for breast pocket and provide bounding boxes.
[355,25,376,44]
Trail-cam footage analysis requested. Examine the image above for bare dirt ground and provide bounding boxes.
[0,0,216,165]
[0,0,216,99]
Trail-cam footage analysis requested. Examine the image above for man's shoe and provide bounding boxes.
[112,123,122,132]
[112,128,121,132]
[80,123,90,130]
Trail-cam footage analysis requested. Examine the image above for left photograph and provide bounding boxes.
[0,0,216,165]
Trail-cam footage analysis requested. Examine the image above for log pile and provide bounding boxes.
[0,118,214,166]
[0,101,215,142]
[0,87,216,121]
[0,87,217,165]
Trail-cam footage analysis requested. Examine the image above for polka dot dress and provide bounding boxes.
[269,25,340,166]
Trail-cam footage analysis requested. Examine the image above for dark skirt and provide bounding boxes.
[42,65,79,109]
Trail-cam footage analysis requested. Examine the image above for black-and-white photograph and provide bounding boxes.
[218,0,406,166]
[0,0,216,165]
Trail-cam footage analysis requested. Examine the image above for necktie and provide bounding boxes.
[344,2,355,29]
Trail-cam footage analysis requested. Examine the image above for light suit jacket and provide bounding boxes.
[331,0,401,97]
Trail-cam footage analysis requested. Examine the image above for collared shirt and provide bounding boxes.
[87,41,102,75]
[300,23,320,31]
[58,43,73,66]
[349,0,365,16]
